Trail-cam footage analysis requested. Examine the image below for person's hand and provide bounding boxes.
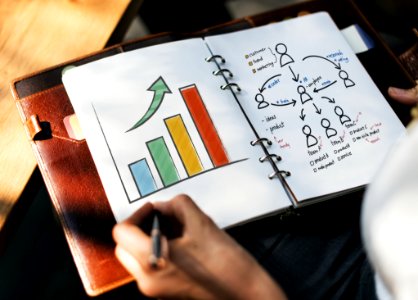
[388,82,418,105]
[112,194,287,300]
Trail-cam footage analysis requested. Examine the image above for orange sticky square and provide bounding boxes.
[63,114,85,140]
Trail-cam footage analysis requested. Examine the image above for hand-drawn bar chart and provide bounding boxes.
[124,82,232,201]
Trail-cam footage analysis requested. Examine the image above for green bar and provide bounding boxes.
[147,137,179,186]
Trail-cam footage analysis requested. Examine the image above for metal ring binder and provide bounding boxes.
[250,138,272,146]
[259,154,282,162]
[268,170,291,179]
[220,83,241,92]
[205,54,226,64]
[212,69,233,78]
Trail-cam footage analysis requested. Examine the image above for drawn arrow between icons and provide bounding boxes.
[321,96,336,103]
[271,99,297,107]
[258,74,282,93]
[299,108,306,121]
[312,103,322,114]
[302,55,342,70]
[289,66,299,82]
[313,80,337,93]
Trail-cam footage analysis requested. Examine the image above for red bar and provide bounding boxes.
[180,85,229,167]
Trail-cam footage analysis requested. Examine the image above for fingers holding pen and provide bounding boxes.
[113,201,198,299]
[114,233,172,298]
[113,195,219,272]
[112,203,169,272]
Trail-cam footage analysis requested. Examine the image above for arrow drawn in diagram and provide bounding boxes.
[288,65,299,82]
[321,96,336,103]
[312,103,322,114]
[258,74,282,93]
[271,99,297,107]
[313,80,337,93]
[126,76,172,132]
[299,108,306,121]
[302,54,341,70]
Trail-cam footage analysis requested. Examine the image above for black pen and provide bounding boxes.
[149,211,162,269]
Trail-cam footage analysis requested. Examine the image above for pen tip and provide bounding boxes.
[152,213,160,229]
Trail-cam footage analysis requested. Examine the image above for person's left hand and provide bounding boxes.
[388,82,418,105]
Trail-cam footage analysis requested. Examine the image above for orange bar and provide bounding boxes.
[180,85,229,167]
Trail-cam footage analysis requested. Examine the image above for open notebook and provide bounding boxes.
[62,12,405,228]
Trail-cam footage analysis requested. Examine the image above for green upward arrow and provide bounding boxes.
[126,76,172,132]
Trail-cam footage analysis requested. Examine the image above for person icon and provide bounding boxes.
[321,118,337,138]
[338,70,355,88]
[255,93,269,109]
[334,106,351,124]
[275,43,294,67]
[297,85,313,104]
[302,125,318,148]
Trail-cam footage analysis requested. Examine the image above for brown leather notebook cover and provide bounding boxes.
[10,0,414,296]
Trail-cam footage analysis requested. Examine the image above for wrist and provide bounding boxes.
[215,241,287,300]
[240,253,287,300]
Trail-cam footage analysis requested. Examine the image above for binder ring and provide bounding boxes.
[213,69,233,78]
[268,170,291,179]
[221,83,241,92]
[259,154,282,162]
[250,138,272,146]
[205,55,226,64]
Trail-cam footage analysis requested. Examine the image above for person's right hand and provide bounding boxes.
[112,194,287,300]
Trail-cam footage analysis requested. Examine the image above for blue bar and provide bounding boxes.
[129,158,157,197]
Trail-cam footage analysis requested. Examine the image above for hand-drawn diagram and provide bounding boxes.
[93,77,245,203]
[244,42,384,174]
